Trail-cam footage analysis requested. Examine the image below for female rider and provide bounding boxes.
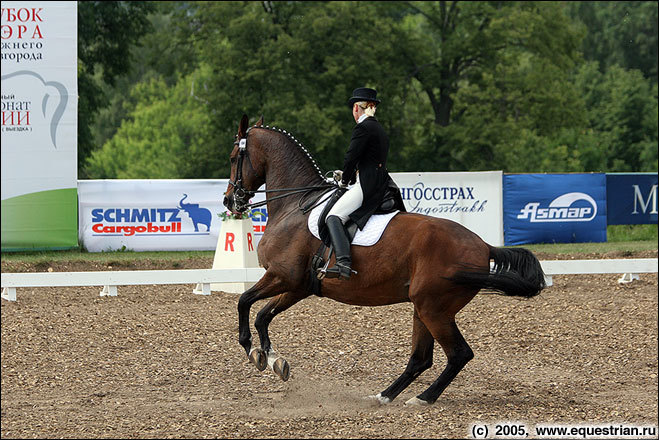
[324,87,403,280]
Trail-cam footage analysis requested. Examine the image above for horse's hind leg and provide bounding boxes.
[405,316,474,406]
[370,308,434,404]
[253,291,309,381]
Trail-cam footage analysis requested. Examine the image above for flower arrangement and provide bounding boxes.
[218,210,250,221]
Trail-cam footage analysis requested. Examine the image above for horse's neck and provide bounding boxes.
[262,140,324,219]
[266,163,322,190]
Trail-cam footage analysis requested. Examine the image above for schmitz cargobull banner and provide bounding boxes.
[391,171,504,246]
[1,2,78,250]
[78,180,267,252]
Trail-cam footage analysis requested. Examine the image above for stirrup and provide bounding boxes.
[323,262,356,280]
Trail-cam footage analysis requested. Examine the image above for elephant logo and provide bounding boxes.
[177,194,212,232]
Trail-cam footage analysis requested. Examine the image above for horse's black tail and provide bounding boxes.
[448,247,546,298]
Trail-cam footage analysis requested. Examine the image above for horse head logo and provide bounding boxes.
[1,70,68,149]
[178,194,212,232]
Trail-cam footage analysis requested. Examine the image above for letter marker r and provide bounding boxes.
[247,233,254,251]
[225,232,235,252]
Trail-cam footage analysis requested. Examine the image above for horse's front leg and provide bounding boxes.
[237,271,288,367]
[254,291,310,381]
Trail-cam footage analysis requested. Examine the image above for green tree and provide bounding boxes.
[392,1,586,171]
[91,2,198,151]
[85,66,214,178]
[89,1,657,178]
[181,1,411,174]
[494,62,658,173]
[78,1,154,177]
[566,1,658,83]
[574,62,658,171]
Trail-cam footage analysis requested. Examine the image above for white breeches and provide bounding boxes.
[327,176,364,224]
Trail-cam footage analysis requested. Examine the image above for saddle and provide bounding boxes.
[315,187,399,248]
[305,181,403,296]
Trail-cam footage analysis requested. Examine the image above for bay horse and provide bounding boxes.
[223,114,546,406]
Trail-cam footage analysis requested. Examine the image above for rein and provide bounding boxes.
[245,185,335,210]
[229,127,336,212]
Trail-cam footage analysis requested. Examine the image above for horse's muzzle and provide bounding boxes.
[223,189,253,214]
[223,194,234,212]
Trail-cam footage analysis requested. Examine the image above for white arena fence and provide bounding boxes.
[1,259,657,302]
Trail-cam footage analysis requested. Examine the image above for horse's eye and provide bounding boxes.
[230,157,236,164]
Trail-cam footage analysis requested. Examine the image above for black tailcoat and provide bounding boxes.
[341,116,403,229]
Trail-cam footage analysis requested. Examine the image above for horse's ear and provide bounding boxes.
[255,115,264,127]
[238,114,249,138]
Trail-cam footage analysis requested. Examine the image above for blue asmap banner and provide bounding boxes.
[606,173,658,225]
[503,174,607,246]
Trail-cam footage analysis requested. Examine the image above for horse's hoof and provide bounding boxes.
[273,357,290,381]
[405,396,430,406]
[249,348,267,371]
[366,393,391,405]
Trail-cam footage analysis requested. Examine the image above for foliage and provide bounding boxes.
[85,66,214,178]
[90,2,198,152]
[218,211,251,221]
[77,1,155,177]
[574,62,658,171]
[81,1,658,178]
[566,1,658,83]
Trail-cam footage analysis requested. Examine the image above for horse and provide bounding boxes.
[223,114,546,406]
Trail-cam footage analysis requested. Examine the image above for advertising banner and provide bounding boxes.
[78,180,267,252]
[391,171,504,246]
[606,173,658,225]
[503,174,607,246]
[1,2,78,250]
[79,172,504,252]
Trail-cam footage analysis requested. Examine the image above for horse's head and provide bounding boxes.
[224,114,266,213]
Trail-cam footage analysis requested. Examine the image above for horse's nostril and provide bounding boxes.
[223,196,231,209]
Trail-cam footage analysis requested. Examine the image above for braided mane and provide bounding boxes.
[252,125,326,180]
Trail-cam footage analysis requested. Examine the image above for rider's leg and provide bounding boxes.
[324,215,352,279]
[326,178,364,224]
[324,180,363,279]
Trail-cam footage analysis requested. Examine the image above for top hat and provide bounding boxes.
[348,87,381,107]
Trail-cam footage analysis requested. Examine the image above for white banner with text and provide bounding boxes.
[78,180,267,252]
[391,171,504,246]
[78,173,503,252]
[1,1,78,250]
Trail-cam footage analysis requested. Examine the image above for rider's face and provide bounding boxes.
[352,104,363,123]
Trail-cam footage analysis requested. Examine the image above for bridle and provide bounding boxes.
[228,127,259,211]
[227,127,336,213]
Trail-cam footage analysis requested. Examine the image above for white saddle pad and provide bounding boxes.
[307,192,400,247]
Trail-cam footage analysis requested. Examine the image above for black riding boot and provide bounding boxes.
[324,215,353,280]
